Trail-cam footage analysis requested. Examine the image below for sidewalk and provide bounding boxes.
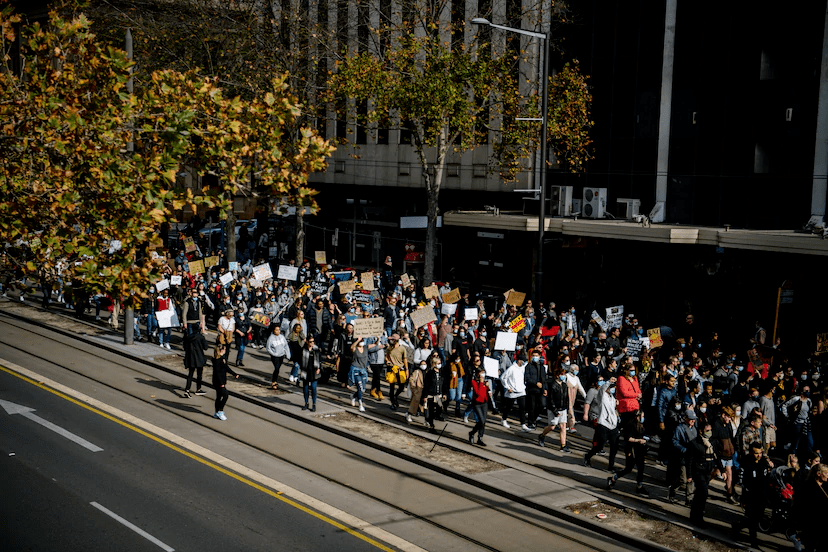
[0,296,790,551]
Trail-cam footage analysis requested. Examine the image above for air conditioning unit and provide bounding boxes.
[548,186,574,216]
[616,198,641,219]
[582,188,607,219]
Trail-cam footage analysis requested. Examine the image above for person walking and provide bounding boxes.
[217,308,235,361]
[182,329,208,398]
[349,337,382,412]
[406,360,426,423]
[385,333,409,411]
[667,409,698,506]
[233,308,250,367]
[732,441,773,548]
[538,367,572,453]
[156,288,174,349]
[211,344,239,421]
[299,336,322,411]
[266,325,290,390]
[468,369,491,446]
[607,409,650,496]
[564,363,587,434]
[687,422,717,528]
[500,354,528,430]
[422,357,445,432]
[616,365,642,429]
[584,380,620,471]
[524,352,547,429]
[181,287,206,336]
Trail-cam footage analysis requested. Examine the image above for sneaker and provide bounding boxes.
[521,424,531,432]
[463,415,469,424]
[218,411,227,421]
[182,390,191,399]
[477,440,487,447]
[390,404,398,411]
[359,402,365,412]
[527,424,536,430]
[164,343,171,350]
[538,435,546,447]
[668,494,678,505]
[726,494,738,505]
[607,476,615,489]
[158,342,165,348]
[351,397,357,407]
[406,414,413,423]
[583,455,592,467]
[636,486,650,497]
[501,420,510,428]
[95,315,100,321]
[568,428,578,434]
[194,389,206,396]
[561,445,571,453]
[213,412,222,420]
[289,375,296,384]
[468,432,474,445]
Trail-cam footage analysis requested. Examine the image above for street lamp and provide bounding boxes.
[471,17,550,305]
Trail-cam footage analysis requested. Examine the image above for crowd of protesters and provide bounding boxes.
[4,221,828,551]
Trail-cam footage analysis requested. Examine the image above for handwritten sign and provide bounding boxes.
[464,308,479,320]
[250,312,271,328]
[410,307,437,329]
[591,310,608,332]
[339,279,356,294]
[219,272,234,286]
[277,265,298,280]
[361,272,375,291]
[442,288,460,304]
[508,315,526,333]
[170,275,182,286]
[353,317,384,339]
[248,278,262,289]
[423,284,439,299]
[314,251,326,265]
[401,273,411,288]
[184,237,196,253]
[483,357,500,378]
[626,339,643,361]
[441,303,457,315]
[648,327,663,348]
[204,255,219,268]
[605,305,624,329]
[494,331,518,352]
[154,279,169,292]
[504,289,526,307]
[228,261,238,271]
[252,263,273,281]
[188,259,205,275]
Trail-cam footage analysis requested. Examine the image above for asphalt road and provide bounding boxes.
[0,368,377,552]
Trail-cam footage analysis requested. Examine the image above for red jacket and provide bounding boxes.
[471,379,490,404]
[616,375,641,413]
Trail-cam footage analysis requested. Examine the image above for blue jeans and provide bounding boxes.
[146,314,158,340]
[303,380,318,405]
[158,327,171,345]
[291,361,301,379]
[447,387,462,412]
[235,336,247,363]
[349,367,368,402]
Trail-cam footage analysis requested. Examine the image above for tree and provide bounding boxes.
[0,2,333,303]
[328,3,592,284]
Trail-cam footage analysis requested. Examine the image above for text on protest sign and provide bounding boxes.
[494,331,518,352]
[605,305,624,329]
[410,307,437,329]
[156,309,180,329]
[647,328,663,348]
[248,278,262,289]
[626,339,643,361]
[184,237,197,253]
[277,265,299,281]
[423,285,439,299]
[252,263,273,281]
[441,303,457,315]
[353,317,384,339]
[591,310,608,332]
[442,288,461,304]
[401,273,411,288]
[170,275,182,286]
[204,256,219,268]
[154,279,169,292]
[314,251,326,265]
[503,289,526,307]
[508,315,526,333]
[464,308,479,320]
[188,259,205,275]
[361,272,375,291]
[219,272,234,286]
[250,312,271,328]
[339,280,356,294]
[228,261,238,271]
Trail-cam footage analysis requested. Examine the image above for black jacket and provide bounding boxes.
[423,369,444,397]
[298,346,322,382]
[211,357,238,386]
[183,332,208,368]
[524,361,547,392]
[688,435,717,480]
[546,379,568,411]
[306,307,332,336]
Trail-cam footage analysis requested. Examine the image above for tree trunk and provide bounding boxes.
[423,129,448,285]
[226,207,237,262]
[295,207,305,264]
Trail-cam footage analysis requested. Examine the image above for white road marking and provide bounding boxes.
[0,358,427,552]
[90,502,175,552]
[0,399,103,452]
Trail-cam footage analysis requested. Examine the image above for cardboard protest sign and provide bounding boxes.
[170,275,182,286]
[605,305,624,329]
[252,263,273,281]
[250,312,271,328]
[494,331,518,352]
[647,328,663,348]
[188,259,205,275]
[156,309,180,329]
[154,279,169,292]
[423,284,439,299]
[442,288,460,304]
[204,256,219,268]
[591,310,608,332]
[483,357,500,379]
[219,272,234,286]
[314,251,326,265]
[353,317,384,339]
[167,258,177,271]
[410,307,437,329]
[464,308,479,320]
[441,303,457,315]
[277,265,299,281]
[626,339,643,361]
[401,273,411,288]
[360,272,375,291]
[228,261,238,271]
[339,279,356,294]
[504,289,526,307]
[508,315,526,333]
[817,333,828,353]
[248,278,262,289]
[184,237,196,253]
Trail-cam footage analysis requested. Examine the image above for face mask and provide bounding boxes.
[609,387,616,395]
[680,344,685,349]
[565,360,571,366]
[804,391,811,398]
[571,309,576,314]
[532,356,540,363]
[420,364,427,370]
[435,363,442,369]
[629,370,636,377]
[737,366,744,372]
[801,375,808,381]
[481,332,487,337]
[674,404,682,411]
[559,375,566,381]
[752,394,759,400]
[703,431,713,438]
[668,369,678,378]
[735,410,742,417]
[700,407,707,413]
[598,380,606,387]
[640,416,645,424]
[573,369,579,376]
[459,332,466,338]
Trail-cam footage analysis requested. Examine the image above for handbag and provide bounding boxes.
[386,365,408,384]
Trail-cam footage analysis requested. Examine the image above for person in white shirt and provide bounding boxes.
[500,355,527,429]
[217,308,236,361]
[414,337,434,366]
[266,325,290,389]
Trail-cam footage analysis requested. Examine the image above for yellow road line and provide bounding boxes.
[0,361,408,552]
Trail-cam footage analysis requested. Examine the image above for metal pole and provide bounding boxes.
[535,32,550,305]
[124,28,134,345]
[772,287,782,344]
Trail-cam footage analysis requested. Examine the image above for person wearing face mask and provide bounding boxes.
[712,406,738,503]
[233,308,250,367]
[583,377,606,425]
[452,326,473,373]
[742,387,761,424]
[656,375,678,450]
[524,350,547,430]
[608,409,650,496]
[564,363,587,434]
[782,386,814,455]
[687,422,717,528]
[538,367,571,453]
[617,365,642,429]
[584,381,620,471]
[422,357,446,431]
[406,360,427,423]
[667,409,698,506]
[732,441,774,548]
[500,354,528,430]
[468,369,492,446]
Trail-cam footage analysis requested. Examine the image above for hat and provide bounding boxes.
[390,333,401,341]
[224,308,234,315]
[684,409,698,420]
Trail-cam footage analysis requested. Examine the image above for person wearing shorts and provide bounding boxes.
[538,367,571,453]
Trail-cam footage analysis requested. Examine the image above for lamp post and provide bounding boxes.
[471,18,549,305]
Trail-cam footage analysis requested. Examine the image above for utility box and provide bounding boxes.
[549,186,574,216]
[582,188,607,219]
[616,198,641,219]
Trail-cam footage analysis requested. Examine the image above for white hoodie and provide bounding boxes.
[501,362,527,398]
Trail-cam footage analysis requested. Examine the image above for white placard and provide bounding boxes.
[605,305,624,329]
[252,263,273,281]
[483,357,500,379]
[219,272,234,286]
[156,309,180,329]
[248,278,262,289]
[441,303,457,315]
[277,265,299,281]
[154,279,169,292]
[591,310,608,332]
[170,275,182,286]
[493,331,518,352]
[464,308,479,320]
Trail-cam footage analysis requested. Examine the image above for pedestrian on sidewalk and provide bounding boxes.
[500,354,527,430]
[687,421,716,528]
[444,353,466,417]
[385,333,409,411]
[564,362,587,434]
[731,441,773,548]
[608,409,650,496]
[217,308,235,361]
[584,380,620,471]
[212,344,239,421]
[156,288,174,350]
[667,409,698,506]
[524,351,547,429]
[538,366,571,452]
[616,364,642,429]
[423,357,445,431]
[349,337,382,412]
[407,360,426,423]
[265,325,290,390]
[182,328,209,398]
[233,308,250,367]
[299,337,322,412]
[468,369,491,446]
